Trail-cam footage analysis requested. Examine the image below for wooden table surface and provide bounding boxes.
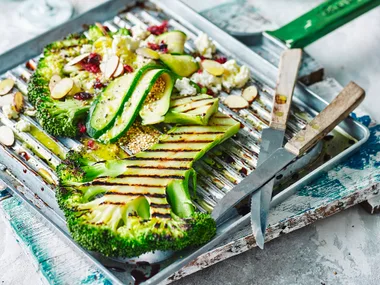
[0,1,379,284]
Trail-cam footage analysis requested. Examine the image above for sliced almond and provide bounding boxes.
[0,94,14,107]
[224,95,249,109]
[202,60,224,76]
[113,61,124,78]
[51,78,74,99]
[0,126,15,146]
[0,79,15,96]
[49,75,62,93]
[136,48,160,59]
[104,55,120,79]
[95,22,108,36]
[66,53,90,67]
[13,92,24,112]
[242,86,258,103]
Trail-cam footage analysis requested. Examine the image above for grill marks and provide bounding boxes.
[83,113,239,219]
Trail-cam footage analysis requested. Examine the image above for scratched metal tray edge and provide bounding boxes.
[0,0,371,284]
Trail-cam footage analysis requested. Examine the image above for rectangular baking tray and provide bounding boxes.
[0,0,369,284]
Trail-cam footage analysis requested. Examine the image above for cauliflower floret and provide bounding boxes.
[174,78,197,96]
[2,104,19,119]
[194,32,216,59]
[112,35,140,55]
[222,60,250,90]
[191,70,222,94]
[139,34,157,48]
[15,119,31,132]
[131,25,150,41]
[24,107,37,117]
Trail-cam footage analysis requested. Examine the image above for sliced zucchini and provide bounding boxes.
[164,94,219,125]
[86,65,155,138]
[156,30,187,54]
[159,54,199,77]
[99,68,173,143]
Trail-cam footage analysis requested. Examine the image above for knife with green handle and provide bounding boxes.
[212,82,365,224]
[251,48,302,249]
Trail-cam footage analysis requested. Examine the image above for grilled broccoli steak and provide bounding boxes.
[56,113,240,257]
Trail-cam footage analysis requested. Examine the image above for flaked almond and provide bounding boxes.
[51,78,73,99]
[242,86,258,103]
[0,126,15,146]
[66,53,90,67]
[0,79,15,96]
[95,22,108,36]
[202,60,224,76]
[104,55,119,79]
[49,75,61,93]
[224,95,249,109]
[0,94,13,107]
[136,47,160,59]
[13,92,24,112]
[113,61,124,78]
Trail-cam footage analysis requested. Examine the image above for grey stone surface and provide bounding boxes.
[0,1,379,284]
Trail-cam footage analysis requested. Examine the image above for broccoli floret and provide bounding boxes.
[36,98,90,137]
[111,28,131,37]
[56,152,216,258]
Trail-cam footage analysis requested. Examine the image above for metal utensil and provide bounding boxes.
[251,48,302,249]
[212,81,365,224]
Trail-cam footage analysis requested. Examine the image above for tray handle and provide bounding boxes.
[266,0,380,48]
[270,49,302,130]
[285,81,365,156]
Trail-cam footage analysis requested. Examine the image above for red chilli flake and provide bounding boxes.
[124,64,134,73]
[147,42,159,50]
[93,80,104,89]
[147,20,168,35]
[215,56,227,64]
[87,140,97,150]
[206,88,214,96]
[197,69,203,74]
[78,122,86,134]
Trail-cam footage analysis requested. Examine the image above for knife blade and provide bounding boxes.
[212,81,365,225]
[251,49,302,249]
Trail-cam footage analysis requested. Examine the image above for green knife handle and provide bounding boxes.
[266,0,380,48]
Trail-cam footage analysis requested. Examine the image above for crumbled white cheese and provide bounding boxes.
[174,78,197,96]
[139,34,157,48]
[222,60,250,90]
[80,44,93,54]
[112,35,140,55]
[15,119,31,132]
[194,32,216,58]
[193,57,202,63]
[191,70,222,94]
[24,107,37,117]
[131,25,150,40]
[2,104,19,119]
[134,55,155,69]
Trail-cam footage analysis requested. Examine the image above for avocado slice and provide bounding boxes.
[159,54,199,77]
[164,94,219,125]
[156,30,187,54]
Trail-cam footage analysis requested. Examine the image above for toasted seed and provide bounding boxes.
[202,60,224,76]
[13,92,24,112]
[0,79,15,96]
[104,55,120,79]
[0,94,13,107]
[136,47,160,59]
[49,75,61,93]
[66,53,90,67]
[113,61,124,78]
[51,78,74,99]
[95,22,108,36]
[0,126,15,146]
[242,86,258,103]
[224,95,249,109]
